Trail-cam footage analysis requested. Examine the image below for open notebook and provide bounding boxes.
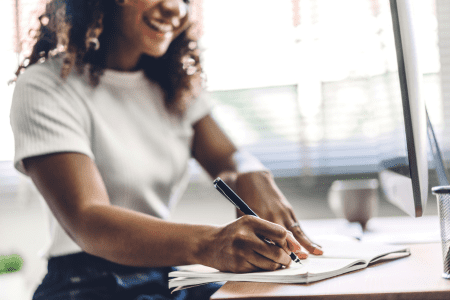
[169,239,410,290]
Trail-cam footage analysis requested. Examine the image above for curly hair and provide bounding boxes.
[15,0,203,115]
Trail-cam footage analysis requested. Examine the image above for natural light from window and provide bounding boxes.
[1,1,18,162]
[0,0,441,174]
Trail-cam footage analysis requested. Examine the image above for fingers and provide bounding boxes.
[243,216,292,255]
[293,229,323,255]
[249,249,290,271]
[257,215,309,258]
[225,216,293,272]
[226,241,288,273]
[239,216,308,262]
[231,215,320,274]
[233,260,261,274]
[286,231,309,259]
[287,215,323,255]
[252,240,292,268]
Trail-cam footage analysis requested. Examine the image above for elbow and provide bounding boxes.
[59,209,109,257]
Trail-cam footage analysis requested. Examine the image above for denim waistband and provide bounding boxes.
[34,252,222,300]
[47,251,162,275]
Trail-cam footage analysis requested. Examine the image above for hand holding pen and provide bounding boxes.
[228,172,323,257]
[213,177,308,267]
[200,210,301,273]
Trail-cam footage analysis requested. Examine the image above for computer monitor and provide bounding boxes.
[378,0,428,218]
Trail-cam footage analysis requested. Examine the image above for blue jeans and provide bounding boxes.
[32,252,222,300]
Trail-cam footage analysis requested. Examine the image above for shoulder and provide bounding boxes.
[184,92,212,124]
[15,55,89,93]
[11,56,91,123]
[16,56,63,87]
[13,55,92,104]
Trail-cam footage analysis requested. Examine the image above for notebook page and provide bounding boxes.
[305,257,365,274]
[315,239,409,261]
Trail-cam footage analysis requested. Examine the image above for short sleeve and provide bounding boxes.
[10,63,94,175]
[184,91,211,125]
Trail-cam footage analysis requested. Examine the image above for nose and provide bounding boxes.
[160,0,188,20]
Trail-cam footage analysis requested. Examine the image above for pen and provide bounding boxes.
[213,177,302,265]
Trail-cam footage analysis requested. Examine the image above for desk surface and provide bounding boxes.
[211,217,450,300]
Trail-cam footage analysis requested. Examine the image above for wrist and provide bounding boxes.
[236,170,273,188]
[189,224,220,266]
[234,170,279,217]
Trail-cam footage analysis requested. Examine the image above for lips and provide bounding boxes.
[143,16,173,34]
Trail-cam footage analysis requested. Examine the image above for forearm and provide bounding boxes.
[76,204,216,268]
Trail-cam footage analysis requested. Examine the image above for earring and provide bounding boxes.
[85,15,103,52]
[86,27,101,51]
[87,37,100,51]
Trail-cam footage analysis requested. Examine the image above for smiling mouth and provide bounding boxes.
[143,16,173,34]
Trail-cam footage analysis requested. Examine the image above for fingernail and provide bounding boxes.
[312,247,323,255]
[311,242,323,255]
[295,250,308,259]
[286,234,302,252]
[294,250,308,256]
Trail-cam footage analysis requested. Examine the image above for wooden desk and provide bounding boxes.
[211,217,450,300]
[212,243,450,300]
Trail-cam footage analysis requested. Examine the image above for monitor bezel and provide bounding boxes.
[385,0,428,217]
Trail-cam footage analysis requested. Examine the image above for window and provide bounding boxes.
[1,0,444,192]
[2,0,44,164]
[1,1,19,162]
[201,0,442,177]
[1,0,48,198]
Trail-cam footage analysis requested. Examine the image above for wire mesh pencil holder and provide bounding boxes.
[432,186,450,279]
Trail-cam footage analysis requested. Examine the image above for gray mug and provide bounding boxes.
[328,179,379,230]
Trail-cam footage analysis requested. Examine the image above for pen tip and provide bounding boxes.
[290,252,302,265]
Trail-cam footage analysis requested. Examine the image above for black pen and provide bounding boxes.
[213,177,302,265]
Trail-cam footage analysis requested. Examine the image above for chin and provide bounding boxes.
[144,41,172,58]
[146,51,166,58]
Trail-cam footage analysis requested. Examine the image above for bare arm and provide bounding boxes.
[192,114,238,185]
[192,115,323,256]
[24,152,294,272]
[23,153,209,267]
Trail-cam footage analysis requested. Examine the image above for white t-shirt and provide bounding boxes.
[10,57,210,258]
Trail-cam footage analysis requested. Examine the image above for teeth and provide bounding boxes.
[149,19,173,33]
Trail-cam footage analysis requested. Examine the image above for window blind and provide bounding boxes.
[0,0,445,191]
[202,0,442,177]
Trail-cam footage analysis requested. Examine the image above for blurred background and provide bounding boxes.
[0,0,449,299]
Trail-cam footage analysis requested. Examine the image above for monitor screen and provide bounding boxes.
[378,0,428,218]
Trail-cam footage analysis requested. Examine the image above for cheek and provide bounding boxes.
[133,0,160,11]
[118,10,144,41]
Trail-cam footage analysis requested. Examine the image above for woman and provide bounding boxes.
[10,0,323,299]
